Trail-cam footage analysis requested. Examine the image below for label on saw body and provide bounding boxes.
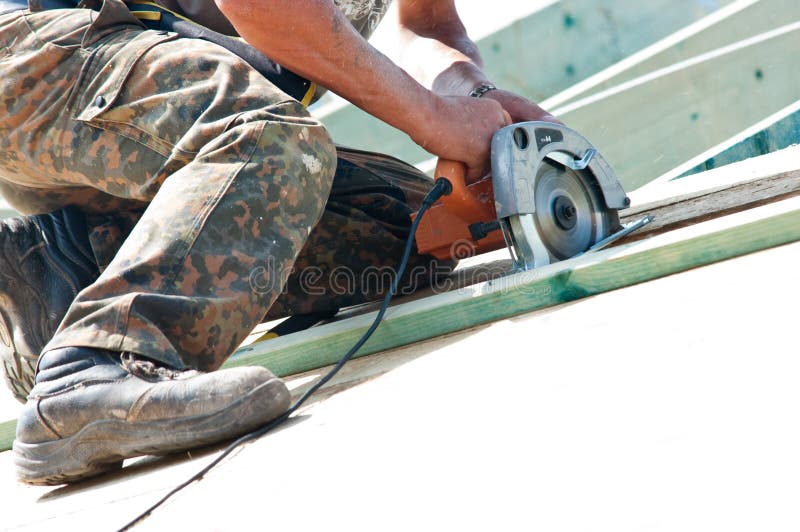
[535,128,564,151]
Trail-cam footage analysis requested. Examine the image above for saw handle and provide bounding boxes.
[435,159,495,222]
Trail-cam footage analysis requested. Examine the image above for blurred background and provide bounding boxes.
[2,0,797,219]
[311,0,800,191]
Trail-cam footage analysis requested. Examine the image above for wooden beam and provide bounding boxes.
[316,0,733,168]
[223,195,800,377]
[656,99,800,183]
[0,420,13,453]
[620,169,800,243]
[544,0,798,109]
[555,21,800,190]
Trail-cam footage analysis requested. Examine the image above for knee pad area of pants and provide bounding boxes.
[225,115,336,230]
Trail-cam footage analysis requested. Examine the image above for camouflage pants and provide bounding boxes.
[0,1,449,371]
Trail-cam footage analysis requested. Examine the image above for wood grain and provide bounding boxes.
[222,196,800,382]
[556,21,800,189]
[619,168,800,243]
[546,0,798,108]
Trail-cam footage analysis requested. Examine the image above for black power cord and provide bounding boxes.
[119,177,453,531]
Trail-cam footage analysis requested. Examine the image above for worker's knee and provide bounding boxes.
[229,100,336,227]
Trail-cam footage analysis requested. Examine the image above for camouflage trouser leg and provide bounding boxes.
[0,2,453,372]
[265,147,455,319]
[82,148,456,323]
[0,3,336,371]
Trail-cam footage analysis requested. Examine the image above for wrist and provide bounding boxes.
[406,91,447,150]
[431,60,492,97]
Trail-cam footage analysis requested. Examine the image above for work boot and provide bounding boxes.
[0,207,98,401]
[14,346,290,485]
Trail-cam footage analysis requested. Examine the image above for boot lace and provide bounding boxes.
[120,352,198,381]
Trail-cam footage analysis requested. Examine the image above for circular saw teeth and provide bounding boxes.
[507,158,619,269]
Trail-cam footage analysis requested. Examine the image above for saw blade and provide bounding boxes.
[506,158,619,269]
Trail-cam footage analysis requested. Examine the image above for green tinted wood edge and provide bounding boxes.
[0,419,16,453]
[224,198,800,378]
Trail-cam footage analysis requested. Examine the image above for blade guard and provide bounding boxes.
[491,122,629,218]
[412,160,506,261]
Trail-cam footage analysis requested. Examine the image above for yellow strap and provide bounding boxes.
[253,331,279,343]
[129,10,161,21]
[126,0,193,22]
[300,83,317,107]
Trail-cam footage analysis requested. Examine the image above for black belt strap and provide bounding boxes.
[150,9,314,104]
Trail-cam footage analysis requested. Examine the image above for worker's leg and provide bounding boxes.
[1,148,451,403]
[267,147,456,319]
[73,147,456,321]
[73,148,456,323]
[0,149,448,401]
[2,2,334,483]
[0,3,335,371]
[43,99,335,371]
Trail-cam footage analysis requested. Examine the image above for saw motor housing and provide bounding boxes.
[413,121,630,268]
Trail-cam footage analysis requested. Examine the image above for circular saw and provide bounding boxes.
[413,121,645,270]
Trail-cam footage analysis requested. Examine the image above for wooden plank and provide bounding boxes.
[317,0,732,168]
[223,196,800,380]
[657,100,800,183]
[545,0,799,109]
[0,419,14,453]
[3,241,800,530]
[632,144,800,204]
[620,172,800,243]
[554,21,800,190]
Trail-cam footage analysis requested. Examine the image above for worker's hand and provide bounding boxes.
[483,89,561,125]
[413,95,512,183]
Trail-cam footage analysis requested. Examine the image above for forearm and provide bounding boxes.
[215,0,437,146]
[397,33,491,96]
[395,2,490,96]
[394,0,557,126]
[216,0,512,180]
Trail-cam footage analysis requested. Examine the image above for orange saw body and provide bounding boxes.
[412,122,639,270]
[411,160,505,260]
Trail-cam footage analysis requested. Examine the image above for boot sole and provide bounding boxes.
[13,377,289,485]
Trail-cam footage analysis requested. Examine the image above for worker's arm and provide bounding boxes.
[395,0,557,124]
[214,0,509,180]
